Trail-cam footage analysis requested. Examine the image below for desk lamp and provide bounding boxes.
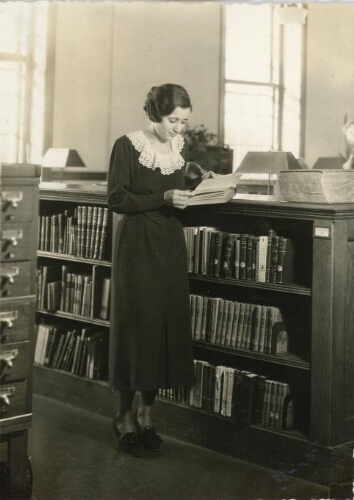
[236,151,303,197]
[41,148,86,182]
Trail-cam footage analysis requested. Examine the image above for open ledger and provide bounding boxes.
[187,172,242,206]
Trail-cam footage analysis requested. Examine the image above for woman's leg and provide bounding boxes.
[136,390,163,450]
[115,388,136,433]
[137,390,157,427]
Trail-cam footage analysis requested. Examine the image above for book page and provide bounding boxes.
[194,172,242,194]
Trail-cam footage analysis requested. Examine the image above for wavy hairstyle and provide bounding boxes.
[143,84,192,123]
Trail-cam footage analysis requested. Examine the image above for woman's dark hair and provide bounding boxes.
[143,84,192,123]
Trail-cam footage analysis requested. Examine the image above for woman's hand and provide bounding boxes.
[164,189,195,209]
[201,170,219,180]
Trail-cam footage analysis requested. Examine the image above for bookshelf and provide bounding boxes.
[35,184,111,382]
[33,184,354,490]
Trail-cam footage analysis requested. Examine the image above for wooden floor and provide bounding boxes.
[23,394,338,500]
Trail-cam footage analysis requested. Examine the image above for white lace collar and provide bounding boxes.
[126,130,186,176]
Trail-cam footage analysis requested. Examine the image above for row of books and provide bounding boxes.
[38,205,109,260]
[159,360,294,430]
[34,323,108,380]
[37,265,111,321]
[183,227,293,284]
[190,294,288,355]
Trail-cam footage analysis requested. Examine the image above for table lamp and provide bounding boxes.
[41,148,86,182]
[236,151,303,198]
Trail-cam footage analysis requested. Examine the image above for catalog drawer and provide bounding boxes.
[0,380,28,420]
[0,187,34,223]
[1,223,35,262]
[0,261,31,298]
[0,301,35,344]
[0,341,30,383]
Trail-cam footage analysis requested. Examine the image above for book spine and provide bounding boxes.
[258,305,267,353]
[250,304,261,352]
[85,206,93,258]
[194,295,203,341]
[239,234,247,280]
[193,228,201,275]
[270,235,279,284]
[235,302,245,348]
[224,300,235,347]
[89,206,98,259]
[93,207,104,260]
[98,208,109,260]
[244,303,254,350]
[266,230,275,282]
[219,300,229,345]
[213,231,224,277]
[246,235,254,281]
[208,231,217,276]
[240,303,250,349]
[76,206,82,257]
[190,294,196,338]
[200,296,209,341]
[221,233,234,279]
[276,236,287,284]
[233,234,240,279]
[230,301,240,348]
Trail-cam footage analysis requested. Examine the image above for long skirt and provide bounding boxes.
[109,213,196,391]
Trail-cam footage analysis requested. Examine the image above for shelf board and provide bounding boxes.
[37,251,111,267]
[189,274,311,296]
[193,341,310,370]
[36,309,110,327]
[157,396,309,443]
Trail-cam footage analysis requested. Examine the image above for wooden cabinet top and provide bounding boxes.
[0,164,41,179]
[38,181,354,221]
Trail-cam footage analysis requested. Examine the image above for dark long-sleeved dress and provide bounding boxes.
[107,131,195,391]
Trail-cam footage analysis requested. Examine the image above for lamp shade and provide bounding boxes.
[41,148,85,168]
[237,151,303,174]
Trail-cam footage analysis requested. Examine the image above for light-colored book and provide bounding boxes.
[187,172,242,206]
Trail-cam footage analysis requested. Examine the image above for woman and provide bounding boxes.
[108,84,210,457]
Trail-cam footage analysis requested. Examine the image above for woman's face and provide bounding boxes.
[154,106,191,142]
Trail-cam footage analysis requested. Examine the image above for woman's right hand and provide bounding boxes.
[164,189,195,209]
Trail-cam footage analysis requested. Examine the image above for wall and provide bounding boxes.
[52,1,221,171]
[51,2,354,171]
[305,3,354,167]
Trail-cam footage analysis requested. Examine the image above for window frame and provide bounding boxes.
[218,5,307,168]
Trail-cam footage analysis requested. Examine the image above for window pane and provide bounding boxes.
[0,62,22,134]
[283,24,302,98]
[225,4,278,83]
[224,83,279,169]
[282,23,302,157]
[0,3,30,54]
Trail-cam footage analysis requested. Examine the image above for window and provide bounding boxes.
[222,4,305,169]
[0,3,49,164]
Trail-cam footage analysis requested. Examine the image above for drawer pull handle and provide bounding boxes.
[1,229,23,247]
[0,267,19,284]
[0,349,19,368]
[0,387,15,406]
[0,191,23,208]
[0,310,18,328]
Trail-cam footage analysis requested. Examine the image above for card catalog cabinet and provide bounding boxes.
[0,164,40,499]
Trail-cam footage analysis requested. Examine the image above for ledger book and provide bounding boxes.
[278,169,354,204]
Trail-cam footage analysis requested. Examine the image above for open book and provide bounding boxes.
[187,172,242,206]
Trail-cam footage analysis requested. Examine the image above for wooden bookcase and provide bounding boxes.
[34,184,354,490]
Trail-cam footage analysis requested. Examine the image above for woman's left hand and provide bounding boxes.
[201,170,219,180]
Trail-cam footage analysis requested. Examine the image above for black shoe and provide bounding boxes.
[134,416,163,452]
[112,418,143,457]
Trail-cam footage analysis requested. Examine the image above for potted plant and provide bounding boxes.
[184,124,218,150]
